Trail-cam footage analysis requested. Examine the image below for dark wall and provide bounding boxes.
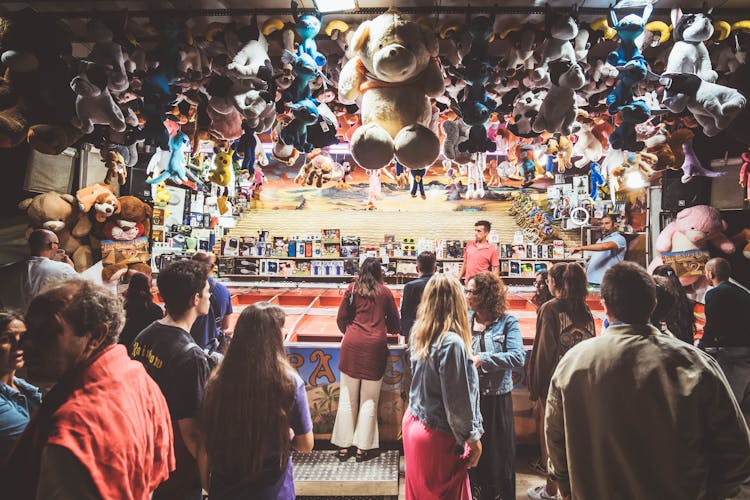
[0,143,33,217]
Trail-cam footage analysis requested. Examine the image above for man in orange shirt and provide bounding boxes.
[459,220,500,284]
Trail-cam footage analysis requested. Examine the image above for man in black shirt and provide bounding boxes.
[699,258,750,421]
[399,251,436,342]
[131,260,212,499]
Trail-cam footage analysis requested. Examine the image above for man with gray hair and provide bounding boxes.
[545,262,750,500]
[2,280,174,499]
[0,228,77,312]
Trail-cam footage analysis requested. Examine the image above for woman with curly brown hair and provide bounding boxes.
[465,272,525,500]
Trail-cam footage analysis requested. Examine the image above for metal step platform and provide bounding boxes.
[293,450,400,499]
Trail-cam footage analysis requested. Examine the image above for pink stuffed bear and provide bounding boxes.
[649,205,735,289]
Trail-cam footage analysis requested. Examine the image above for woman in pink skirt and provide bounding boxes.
[403,273,483,499]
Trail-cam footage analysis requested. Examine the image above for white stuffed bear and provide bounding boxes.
[71,63,127,134]
[664,8,718,113]
[532,58,585,135]
[660,73,747,137]
[338,9,445,170]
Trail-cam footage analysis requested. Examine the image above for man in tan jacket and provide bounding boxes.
[545,262,750,500]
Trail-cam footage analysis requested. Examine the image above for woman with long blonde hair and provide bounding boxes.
[404,273,483,500]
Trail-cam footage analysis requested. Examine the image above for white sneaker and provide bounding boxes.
[527,484,561,500]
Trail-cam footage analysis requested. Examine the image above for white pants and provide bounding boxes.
[331,373,383,451]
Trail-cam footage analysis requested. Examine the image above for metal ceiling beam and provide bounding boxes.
[4,5,750,18]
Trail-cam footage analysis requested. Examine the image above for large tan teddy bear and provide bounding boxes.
[18,191,93,272]
[338,9,444,170]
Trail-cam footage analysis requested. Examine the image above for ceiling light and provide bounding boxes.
[613,0,656,8]
[624,171,647,190]
[313,0,358,13]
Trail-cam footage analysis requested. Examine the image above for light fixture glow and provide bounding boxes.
[624,171,647,190]
[613,0,656,8]
[313,0,357,13]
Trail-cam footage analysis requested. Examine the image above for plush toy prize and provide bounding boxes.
[338,9,444,170]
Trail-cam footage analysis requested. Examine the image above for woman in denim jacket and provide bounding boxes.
[466,272,525,500]
[404,274,483,500]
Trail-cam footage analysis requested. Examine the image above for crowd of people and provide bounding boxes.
[0,224,748,500]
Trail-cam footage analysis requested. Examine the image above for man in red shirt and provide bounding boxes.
[5,280,174,499]
[459,220,500,283]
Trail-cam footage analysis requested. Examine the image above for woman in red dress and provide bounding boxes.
[332,257,400,462]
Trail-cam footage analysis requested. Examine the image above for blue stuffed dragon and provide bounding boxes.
[280,99,319,153]
[291,0,326,67]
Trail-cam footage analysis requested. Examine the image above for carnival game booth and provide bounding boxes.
[211,282,607,445]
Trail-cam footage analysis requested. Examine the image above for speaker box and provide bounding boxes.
[661,169,711,211]
[127,167,153,200]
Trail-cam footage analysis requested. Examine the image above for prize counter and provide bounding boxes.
[198,282,608,445]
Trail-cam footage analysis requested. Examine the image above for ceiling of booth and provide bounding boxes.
[2,0,750,15]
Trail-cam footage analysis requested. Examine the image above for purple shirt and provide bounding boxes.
[209,372,312,499]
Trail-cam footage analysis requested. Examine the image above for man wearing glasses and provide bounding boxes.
[0,229,77,312]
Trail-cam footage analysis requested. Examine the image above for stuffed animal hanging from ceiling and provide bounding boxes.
[291,0,326,67]
[147,132,195,187]
[606,3,653,69]
[741,152,750,201]
[454,60,497,153]
[664,6,718,113]
[532,58,585,135]
[532,5,579,84]
[337,9,444,170]
[660,72,746,137]
[280,98,319,153]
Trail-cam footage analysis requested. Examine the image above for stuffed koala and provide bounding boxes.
[19,191,93,272]
[533,58,585,135]
[71,62,127,134]
[338,10,444,169]
[660,73,746,137]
